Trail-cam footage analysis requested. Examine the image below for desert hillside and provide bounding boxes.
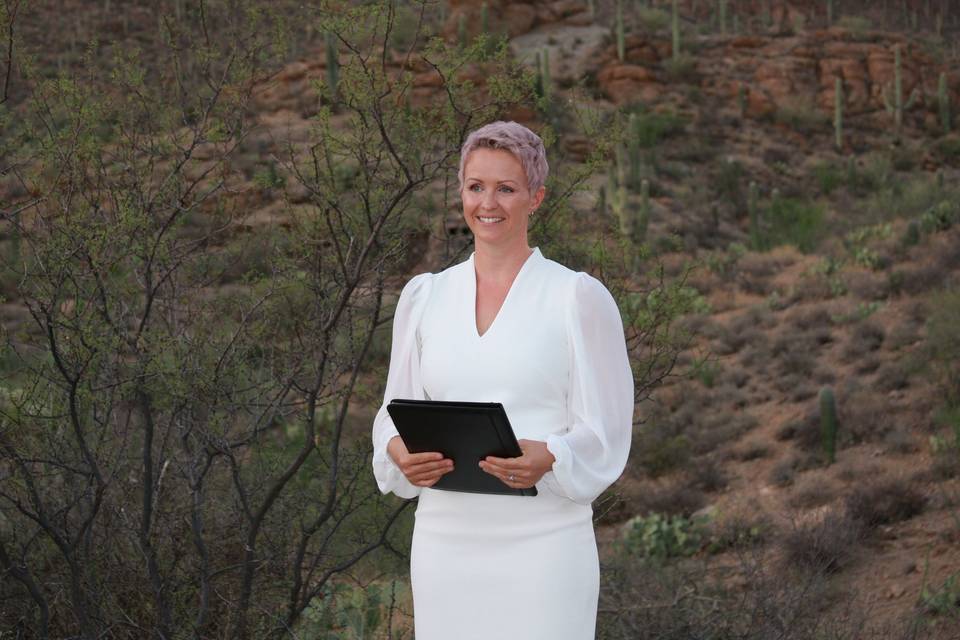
[1,1,959,638]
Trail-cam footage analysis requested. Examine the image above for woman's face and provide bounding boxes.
[461,148,544,250]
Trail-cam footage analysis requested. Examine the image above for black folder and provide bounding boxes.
[386,399,537,496]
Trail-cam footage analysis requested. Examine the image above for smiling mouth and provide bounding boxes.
[477,216,505,223]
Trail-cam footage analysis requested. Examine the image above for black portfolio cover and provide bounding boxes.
[386,399,537,497]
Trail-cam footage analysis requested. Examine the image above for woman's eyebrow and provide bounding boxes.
[465,177,519,185]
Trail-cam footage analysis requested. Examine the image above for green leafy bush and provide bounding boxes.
[925,289,960,404]
[775,98,829,134]
[811,161,845,194]
[301,581,405,639]
[764,197,825,253]
[621,512,708,559]
[919,199,960,233]
[920,572,960,618]
[620,106,688,148]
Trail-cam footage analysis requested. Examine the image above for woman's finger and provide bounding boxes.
[403,459,453,475]
[480,459,527,478]
[409,463,454,484]
[484,455,525,470]
[480,463,527,486]
[401,451,446,466]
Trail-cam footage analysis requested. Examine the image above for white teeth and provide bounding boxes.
[478,216,504,223]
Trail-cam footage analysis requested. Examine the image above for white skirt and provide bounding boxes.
[410,486,599,640]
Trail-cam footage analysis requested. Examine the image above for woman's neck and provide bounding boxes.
[473,241,533,285]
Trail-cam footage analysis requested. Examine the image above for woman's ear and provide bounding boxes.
[531,185,546,213]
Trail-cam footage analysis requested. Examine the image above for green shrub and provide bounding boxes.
[764,197,825,252]
[636,7,670,32]
[936,135,960,162]
[621,106,687,148]
[664,52,698,82]
[920,573,960,618]
[811,161,844,194]
[919,199,960,233]
[925,289,960,404]
[775,98,829,134]
[301,580,404,639]
[846,154,891,195]
[634,430,692,476]
[621,512,708,559]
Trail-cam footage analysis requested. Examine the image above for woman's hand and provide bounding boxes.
[387,436,454,488]
[479,439,555,490]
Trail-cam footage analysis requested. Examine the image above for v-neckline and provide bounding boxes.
[470,247,541,340]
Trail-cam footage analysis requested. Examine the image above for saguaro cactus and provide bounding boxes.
[939,71,951,134]
[882,44,919,132]
[820,386,838,465]
[539,48,552,102]
[612,147,630,236]
[457,13,467,47]
[627,112,642,188]
[607,140,649,270]
[748,181,761,250]
[325,32,339,100]
[834,76,844,151]
[637,178,651,244]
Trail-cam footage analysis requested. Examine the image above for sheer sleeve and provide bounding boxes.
[544,273,634,506]
[371,273,433,499]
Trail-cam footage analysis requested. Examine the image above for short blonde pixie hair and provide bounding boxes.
[457,121,549,194]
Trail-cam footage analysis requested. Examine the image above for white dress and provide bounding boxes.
[371,247,634,640]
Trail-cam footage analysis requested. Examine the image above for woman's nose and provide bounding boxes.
[481,190,498,209]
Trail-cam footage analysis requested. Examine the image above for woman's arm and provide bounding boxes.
[371,273,448,498]
[544,272,634,505]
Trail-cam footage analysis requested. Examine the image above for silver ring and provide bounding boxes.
[508,474,515,482]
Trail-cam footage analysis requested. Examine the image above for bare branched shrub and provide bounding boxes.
[599,544,870,640]
[632,480,708,519]
[841,320,885,361]
[845,477,927,528]
[779,511,862,575]
[0,2,548,636]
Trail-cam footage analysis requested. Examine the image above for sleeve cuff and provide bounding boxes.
[546,434,580,503]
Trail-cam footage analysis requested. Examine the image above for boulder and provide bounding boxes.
[509,24,609,87]
[597,64,664,105]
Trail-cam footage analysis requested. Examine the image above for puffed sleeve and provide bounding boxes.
[371,273,433,499]
[544,273,634,505]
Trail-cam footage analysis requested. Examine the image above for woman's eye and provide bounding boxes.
[498,186,514,193]
[469,184,482,192]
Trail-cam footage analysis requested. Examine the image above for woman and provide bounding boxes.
[371,121,633,639]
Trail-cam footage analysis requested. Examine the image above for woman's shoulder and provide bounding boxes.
[398,255,472,301]
[537,253,613,300]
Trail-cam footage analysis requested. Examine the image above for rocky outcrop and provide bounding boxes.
[443,0,591,41]
[593,24,957,122]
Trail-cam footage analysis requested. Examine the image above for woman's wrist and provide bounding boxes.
[386,435,404,465]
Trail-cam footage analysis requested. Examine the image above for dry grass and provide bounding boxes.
[788,474,838,510]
